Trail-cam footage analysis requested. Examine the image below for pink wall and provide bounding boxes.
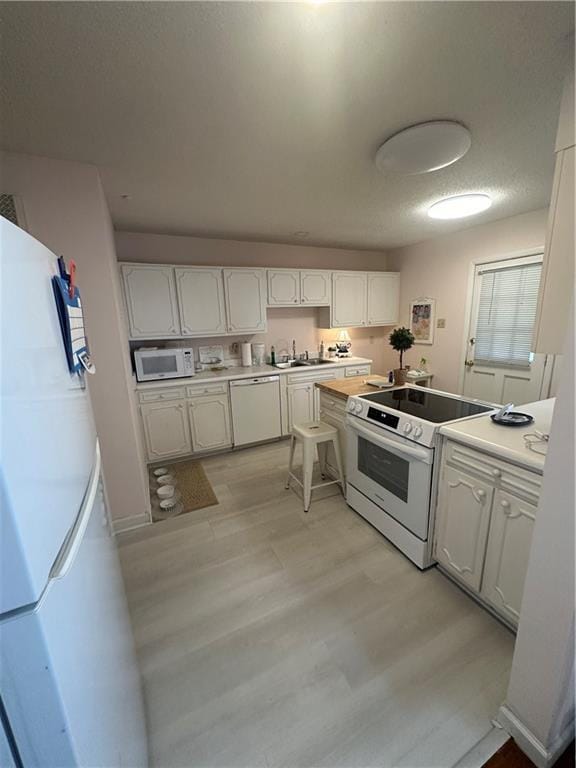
[1,152,150,528]
[116,230,395,374]
[388,208,549,393]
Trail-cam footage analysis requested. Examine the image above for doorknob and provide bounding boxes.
[464,359,474,368]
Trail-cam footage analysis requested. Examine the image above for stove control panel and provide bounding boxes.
[346,396,435,447]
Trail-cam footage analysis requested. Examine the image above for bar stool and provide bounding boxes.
[285,421,345,512]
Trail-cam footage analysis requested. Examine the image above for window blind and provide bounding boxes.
[474,261,542,367]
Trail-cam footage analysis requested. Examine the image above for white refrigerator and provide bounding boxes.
[0,219,148,767]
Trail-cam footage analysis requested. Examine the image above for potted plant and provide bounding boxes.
[389,327,414,385]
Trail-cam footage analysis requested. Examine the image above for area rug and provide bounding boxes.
[148,459,218,522]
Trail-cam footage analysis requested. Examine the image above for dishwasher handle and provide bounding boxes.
[230,376,280,387]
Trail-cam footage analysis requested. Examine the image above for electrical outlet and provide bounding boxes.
[437,318,446,329]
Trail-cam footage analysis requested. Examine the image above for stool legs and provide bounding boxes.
[317,442,327,479]
[285,435,296,490]
[302,439,314,512]
[331,434,345,492]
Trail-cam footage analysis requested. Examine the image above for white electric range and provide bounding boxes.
[345,385,496,569]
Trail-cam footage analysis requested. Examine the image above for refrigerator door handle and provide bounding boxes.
[50,442,101,581]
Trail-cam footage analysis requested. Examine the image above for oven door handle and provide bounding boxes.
[348,418,433,464]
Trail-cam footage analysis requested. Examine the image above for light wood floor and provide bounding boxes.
[118,440,515,768]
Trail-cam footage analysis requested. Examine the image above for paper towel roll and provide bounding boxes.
[241,342,252,367]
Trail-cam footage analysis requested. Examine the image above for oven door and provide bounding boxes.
[346,416,433,540]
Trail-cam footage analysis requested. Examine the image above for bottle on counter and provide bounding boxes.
[319,340,325,360]
[270,345,276,365]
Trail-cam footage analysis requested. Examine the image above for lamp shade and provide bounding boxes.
[336,329,351,343]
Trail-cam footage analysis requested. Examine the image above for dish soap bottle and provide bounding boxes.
[319,340,325,360]
[270,345,276,365]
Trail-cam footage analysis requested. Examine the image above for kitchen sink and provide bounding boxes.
[273,358,333,369]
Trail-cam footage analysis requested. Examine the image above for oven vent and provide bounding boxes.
[0,194,26,229]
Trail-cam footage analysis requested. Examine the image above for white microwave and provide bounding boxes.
[134,347,195,382]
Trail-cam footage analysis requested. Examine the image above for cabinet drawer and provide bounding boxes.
[345,365,371,377]
[319,392,348,417]
[187,382,228,398]
[444,440,542,504]
[286,371,338,385]
[138,387,186,403]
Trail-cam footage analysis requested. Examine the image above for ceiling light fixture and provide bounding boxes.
[375,121,471,175]
[427,193,492,220]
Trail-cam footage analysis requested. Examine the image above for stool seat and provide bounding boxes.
[285,420,345,513]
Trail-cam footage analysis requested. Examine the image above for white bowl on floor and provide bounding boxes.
[157,474,175,485]
[157,485,175,500]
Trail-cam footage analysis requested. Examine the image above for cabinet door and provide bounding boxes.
[224,269,267,333]
[300,270,331,306]
[121,264,180,338]
[141,401,191,461]
[175,267,226,336]
[267,270,300,306]
[481,490,536,626]
[287,383,314,431]
[331,272,367,327]
[367,273,400,326]
[435,465,494,591]
[188,396,232,452]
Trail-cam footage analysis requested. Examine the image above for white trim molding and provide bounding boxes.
[497,705,574,768]
[113,511,151,535]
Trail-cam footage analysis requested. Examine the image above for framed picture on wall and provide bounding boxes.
[409,298,435,344]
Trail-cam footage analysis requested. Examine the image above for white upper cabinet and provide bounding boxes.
[367,272,400,326]
[121,264,180,338]
[331,272,368,328]
[300,270,331,306]
[224,269,267,333]
[481,490,536,626]
[175,267,227,337]
[267,269,301,306]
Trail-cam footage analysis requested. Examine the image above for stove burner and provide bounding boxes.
[360,387,492,424]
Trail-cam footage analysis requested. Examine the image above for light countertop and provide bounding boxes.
[440,398,555,473]
[134,356,373,390]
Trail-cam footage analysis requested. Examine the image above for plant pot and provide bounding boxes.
[394,368,408,386]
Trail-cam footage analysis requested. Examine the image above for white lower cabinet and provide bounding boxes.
[188,395,232,452]
[434,439,540,628]
[481,490,536,625]
[435,466,494,592]
[141,401,191,461]
[287,382,315,431]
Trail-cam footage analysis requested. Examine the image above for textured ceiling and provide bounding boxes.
[1,2,573,249]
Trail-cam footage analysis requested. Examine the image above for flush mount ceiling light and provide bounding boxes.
[428,193,492,220]
[375,121,471,175]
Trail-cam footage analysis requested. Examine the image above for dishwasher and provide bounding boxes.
[229,376,282,446]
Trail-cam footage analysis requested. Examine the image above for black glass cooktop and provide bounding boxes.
[360,387,493,423]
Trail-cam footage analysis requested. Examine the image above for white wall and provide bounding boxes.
[116,230,396,373]
[498,305,574,766]
[1,152,150,529]
[387,209,549,393]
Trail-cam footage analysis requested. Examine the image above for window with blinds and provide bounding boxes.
[474,261,542,367]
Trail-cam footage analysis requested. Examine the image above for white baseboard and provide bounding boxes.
[497,704,574,768]
[112,511,151,534]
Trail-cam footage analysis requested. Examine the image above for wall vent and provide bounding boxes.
[0,194,27,229]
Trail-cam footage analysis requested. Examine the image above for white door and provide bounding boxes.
[331,272,367,328]
[435,465,494,591]
[121,264,180,338]
[267,270,301,306]
[367,272,400,326]
[175,267,226,336]
[481,489,536,626]
[224,269,267,333]
[287,383,314,431]
[141,401,191,460]
[462,255,549,405]
[300,270,331,306]
[188,396,232,452]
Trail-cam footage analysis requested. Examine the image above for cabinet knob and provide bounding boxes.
[500,499,510,509]
[476,489,486,499]
[492,469,502,478]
